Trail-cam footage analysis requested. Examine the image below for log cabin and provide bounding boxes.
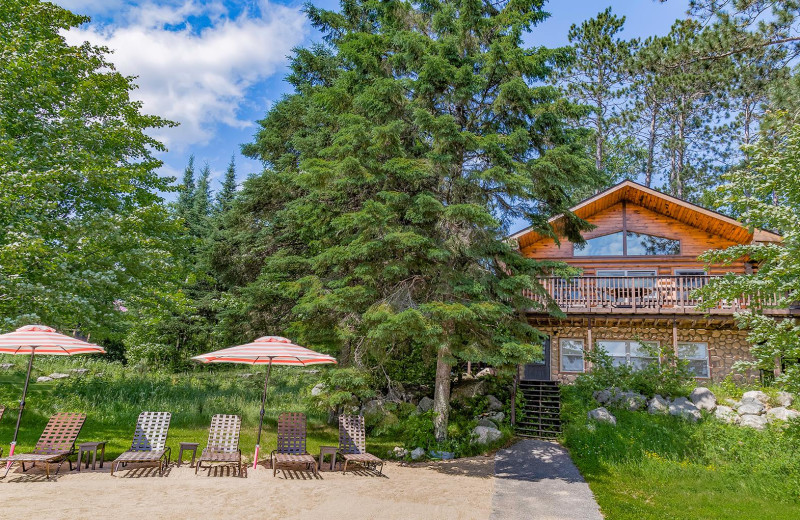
[512,180,795,383]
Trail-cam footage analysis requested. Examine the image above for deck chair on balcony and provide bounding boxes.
[0,412,86,478]
[271,412,317,476]
[111,411,172,476]
[338,415,384,475]
[196,414,242,476]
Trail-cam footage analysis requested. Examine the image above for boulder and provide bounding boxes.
[740,414,767,430]
[669,397,701,422]
[587,407,616,425]
[616,391,647,411]
[361,399,385,417]
[487,411,505,424]
[647,395,669,415]
[70,368,89,376]
[737,400,765,416]
[593,387,622,405]
[486,394,504,412]
[766,407,800,423]
[450,380,486,401]
[724,398,739,407]
[36,376,52,383]
[0,363,13,370]
[417,396,434,413]
[49,373,70,380]
[410,447,425,460]
[689,387,717,412]
[477,418,497,429]
[475,367,497,378]
[239,373,254,379]
[311,382,326,396]
[742,390,769,405]
[393,447,408,459]
[715,405,740,424]
[776,391,794,408]
[471,425,503,445]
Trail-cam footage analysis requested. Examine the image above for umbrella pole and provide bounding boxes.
[253,358,273,470]
[8,350,35,463]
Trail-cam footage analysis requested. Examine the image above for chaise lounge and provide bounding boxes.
[271,412,317,476]
[111,411,172,476]
[195,414,243,476]
[339,414,384,475]
[0,412,86,478]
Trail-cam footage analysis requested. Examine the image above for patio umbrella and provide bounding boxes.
[192,336,336,469]
[0,324,106,457]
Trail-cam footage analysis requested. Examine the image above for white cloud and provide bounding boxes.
[62,1,308,150]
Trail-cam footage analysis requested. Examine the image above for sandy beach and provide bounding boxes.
[0,457,494,520]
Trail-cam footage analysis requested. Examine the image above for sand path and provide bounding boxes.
[0,456,494,520]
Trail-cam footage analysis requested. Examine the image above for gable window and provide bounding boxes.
[560,339,585,373]
[597,340,659,370]
[574,231,680,257]
[677,342,710,378]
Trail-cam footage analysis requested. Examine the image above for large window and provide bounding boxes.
[597,340,659,370]
[560,339,585,373]
[678,342,710,378]
[574,231,680,256]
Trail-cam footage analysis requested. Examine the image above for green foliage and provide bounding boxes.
[0,0,184,340]
[307,367,376,417]
[577,344,695,398]
[699,119,800,392]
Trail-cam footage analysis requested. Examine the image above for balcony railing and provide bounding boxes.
[525,275,784,314]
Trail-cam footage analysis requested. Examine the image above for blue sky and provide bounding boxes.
[57,0,689,196]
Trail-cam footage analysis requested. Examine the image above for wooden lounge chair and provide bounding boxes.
[111,411,172,476]
[339,415,384,475]
[271,412,317,476]
[0,412,86,478]
[195,414,242,476]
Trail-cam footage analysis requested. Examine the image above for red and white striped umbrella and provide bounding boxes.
[191,336,336,365]
[0,325,105,355]
[192,336,336,469]
[0,324,106,461]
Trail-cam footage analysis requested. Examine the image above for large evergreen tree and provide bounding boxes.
[234,0,601,439]
[0,0,181,339]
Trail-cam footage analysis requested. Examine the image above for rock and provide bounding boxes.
[737,400,765,416]
[669,397,702,422]
[70,368,89,376]
[477,418,497,428]
[740,414,767,430]
[689,387,717,412]
[766,407,800,423]
[593,387,622,405]
[616,391,647,411]
[715,405,740,424]
[742,390,769,405]
[417,396,434,413]
[410,447,425,460]
[392,447,408,459]
[239,373,254,379]
[36,376,52,383]
[487,411,505,424]
[450,380,487,401]
[49,373,70,379]
[724,398,739,407]
[776,391,794,408]
[311,382,326,396]
[361,399,385,417]
[475,367,497,378]
[647,395,669,415]
[486,394,503,412]
[0,363,13,370]
[471,425,503,444]
[587,407,616,425]
[429,450,455,460]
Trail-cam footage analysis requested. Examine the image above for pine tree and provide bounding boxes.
[235,0,602,440]
[190,163,212,239]
[176,155,196,221]
[216,155,237,214]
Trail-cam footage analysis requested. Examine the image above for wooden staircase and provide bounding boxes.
[515,380,561,438]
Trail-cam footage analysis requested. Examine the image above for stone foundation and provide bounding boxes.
[522,323,757,383]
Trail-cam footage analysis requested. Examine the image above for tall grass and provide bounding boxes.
[0,356,398,461]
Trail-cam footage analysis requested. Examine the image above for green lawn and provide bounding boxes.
[561,385,800,520]
[0,356,397,462]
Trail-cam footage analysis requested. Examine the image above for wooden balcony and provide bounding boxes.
[525,275,795,316]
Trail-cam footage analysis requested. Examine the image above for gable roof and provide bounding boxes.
[511,180,782,251]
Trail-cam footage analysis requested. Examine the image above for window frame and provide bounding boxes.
[595,339,660,370]
[573,230,681,257]
[677,341,711,379]
[559,338,585,373]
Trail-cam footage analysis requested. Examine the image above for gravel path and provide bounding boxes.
[490,439,603,520]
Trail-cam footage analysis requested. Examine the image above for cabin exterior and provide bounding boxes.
[512,180,793,383]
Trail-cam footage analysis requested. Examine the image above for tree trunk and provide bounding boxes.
[645,107,658,187]
[433,345,452,442]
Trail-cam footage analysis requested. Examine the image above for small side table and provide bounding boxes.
[77,441,106,472]
[319,445,338,471]
[177,442,200,467]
